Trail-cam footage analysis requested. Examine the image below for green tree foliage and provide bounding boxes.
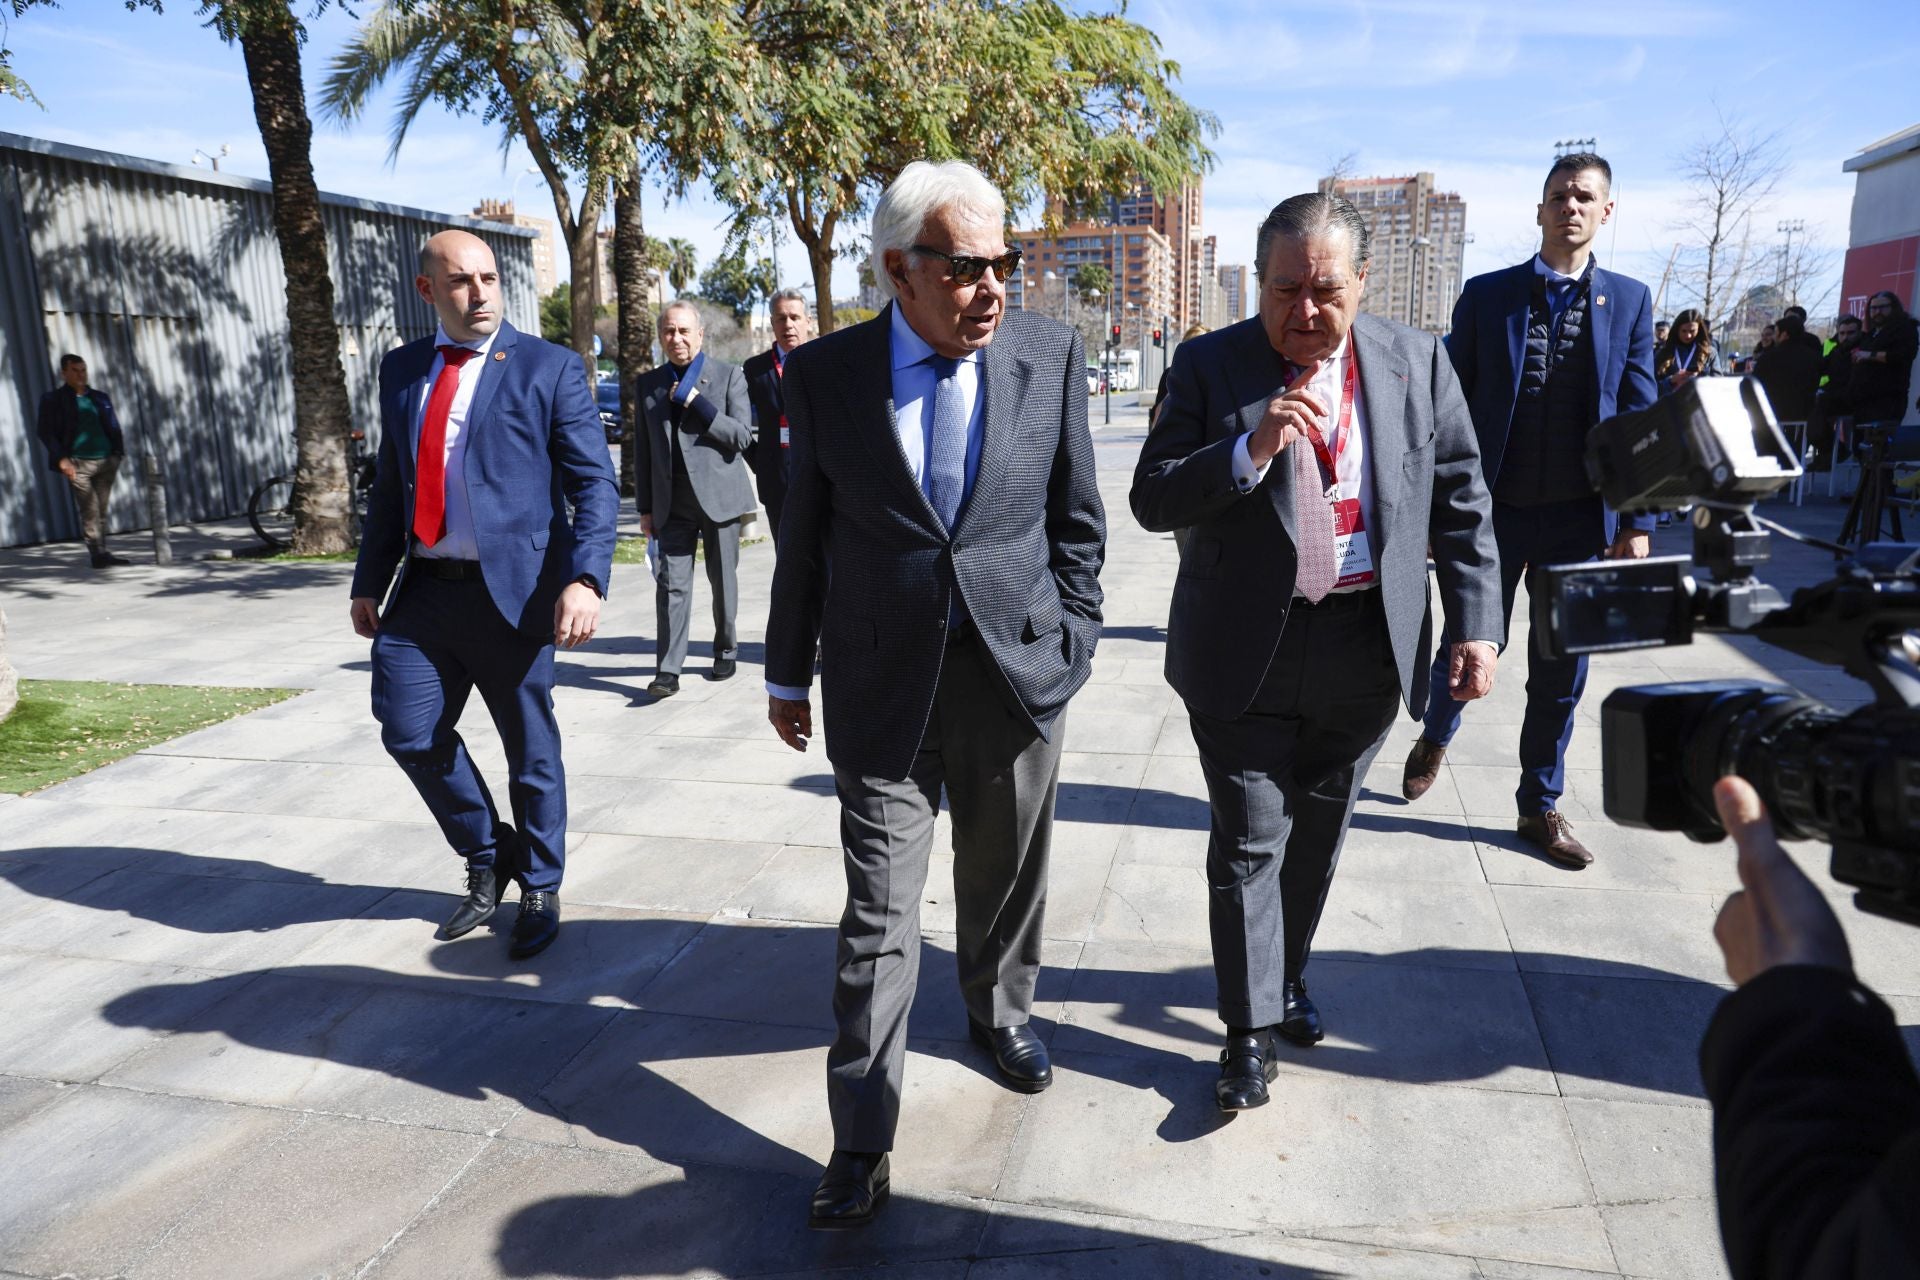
[696,0,1215,333]
[1074,262,1112,302]
[661,237,700,294]
[697,243,777,323]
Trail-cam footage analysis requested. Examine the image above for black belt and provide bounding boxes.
[1290,587,1380,611]
[411,557,484,581]
[946,616,975,646]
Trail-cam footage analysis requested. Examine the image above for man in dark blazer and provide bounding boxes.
[1400,152,1656,870]
[1133,192,1501,1115]
[351,229,617,961]
[764,160,1104,1230]
[742,288,813,540]
[634,300,756,698]
[36,353,130,567]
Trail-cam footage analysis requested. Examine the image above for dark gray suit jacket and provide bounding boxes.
[1131,312,1502,723]
[765,305,1107,780]
[635,355,756,524]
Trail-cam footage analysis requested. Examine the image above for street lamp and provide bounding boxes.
[189,144,230,171]
[510,164,541,213]
[1777,219,1805,306]
[1407,235,1432,329]
[1089,287,1112,425]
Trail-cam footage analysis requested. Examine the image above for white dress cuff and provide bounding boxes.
[1231,433,1271,493]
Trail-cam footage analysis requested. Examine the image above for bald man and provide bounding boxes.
[351,230,618,960]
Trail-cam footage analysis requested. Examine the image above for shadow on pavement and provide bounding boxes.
[0,844,1762,1273]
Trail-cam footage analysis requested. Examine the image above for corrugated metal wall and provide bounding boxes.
[0,132,540,547]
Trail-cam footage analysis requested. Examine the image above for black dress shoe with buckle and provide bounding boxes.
[709,656,737,680]
[1215,1026,1279,1112]
[808,1150,889,1230]
[435,857,512,941]
[969,1019,1053,1093]
[509,890,561,959]
[1277,979,1324,1046]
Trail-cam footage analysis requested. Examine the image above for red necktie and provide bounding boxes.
[413,345,478,547]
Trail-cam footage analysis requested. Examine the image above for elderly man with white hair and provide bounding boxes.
[765,160,1106,1229]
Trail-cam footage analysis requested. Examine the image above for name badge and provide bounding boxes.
[780,426,790,447]
[1331,497,1376,588]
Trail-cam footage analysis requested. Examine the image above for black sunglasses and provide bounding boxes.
[911,244,1021,287]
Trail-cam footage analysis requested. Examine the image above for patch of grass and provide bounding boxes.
[257,549,358,563]
[0,680,298,794]
[612,536,651,565]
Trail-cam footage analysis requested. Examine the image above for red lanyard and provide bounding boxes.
[1299,354,1357,484]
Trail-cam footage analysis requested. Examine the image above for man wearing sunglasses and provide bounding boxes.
[765,159,1106,1230]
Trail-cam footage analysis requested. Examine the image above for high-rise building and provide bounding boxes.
[1316,172,1468,334]
[591,227,668,313]
[1218,263,1248,325]
[472,198,558,298]
[1007,220,1175,349]
[1107,175,1206,329]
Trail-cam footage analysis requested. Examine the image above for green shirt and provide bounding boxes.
[69,392,111,460]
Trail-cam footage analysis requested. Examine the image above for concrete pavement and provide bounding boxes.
[0,399,1904,1279]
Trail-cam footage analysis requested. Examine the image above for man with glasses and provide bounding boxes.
[765,159,1105,1230]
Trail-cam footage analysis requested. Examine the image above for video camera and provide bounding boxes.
[1531,376,1920,924]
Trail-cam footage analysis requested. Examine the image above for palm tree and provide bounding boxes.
[208,1,357,554]
[663,238,699,295]
[320,3,610,380]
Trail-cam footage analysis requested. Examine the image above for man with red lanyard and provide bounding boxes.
[1132,193,1502,1113]
[743,289,814,541]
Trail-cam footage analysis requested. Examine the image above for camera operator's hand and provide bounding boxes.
[1712,776,1852,986]
[1603,529,1651,560]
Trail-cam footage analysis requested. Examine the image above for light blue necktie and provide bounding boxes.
[925,354,967,531]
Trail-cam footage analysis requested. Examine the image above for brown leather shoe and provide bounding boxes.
[1518,811,1594,868]
[1402,738,1447,801]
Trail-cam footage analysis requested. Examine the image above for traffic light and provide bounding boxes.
[1110,323,1121,343]
[1151,327,1164,348]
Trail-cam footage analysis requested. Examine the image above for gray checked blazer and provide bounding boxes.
[1131,312,1503,723]
[765,305,1107,781]
[634,355,757,524]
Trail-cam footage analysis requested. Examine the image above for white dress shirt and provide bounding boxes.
[413,324,500,561]
[1228,334,1378,595]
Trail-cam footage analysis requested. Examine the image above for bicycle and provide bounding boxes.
[248,428,378,551]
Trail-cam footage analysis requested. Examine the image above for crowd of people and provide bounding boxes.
[30,151,1920,1277]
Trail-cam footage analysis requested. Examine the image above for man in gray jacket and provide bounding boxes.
[635,300,756,697]
[765,160,1104,1231]
[1132,192,1502,1114]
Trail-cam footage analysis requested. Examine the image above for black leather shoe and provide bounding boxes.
[808,1150,889,1230]
[509,890,560,959]
[435,857,510,941]
[709,656,737,681]
[1277,980,1324,1046]
[646,673,680,699]
[969,1019,1053,1093]
[1215,1026,1279,1111]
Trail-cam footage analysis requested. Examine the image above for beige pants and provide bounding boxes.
[65,455,121,553]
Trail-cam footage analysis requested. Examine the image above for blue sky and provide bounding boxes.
[5,0,1917,323]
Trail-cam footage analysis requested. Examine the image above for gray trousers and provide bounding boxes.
[827,633,1064,1151]
[1187,590,1400,1029]
[653,471,739,677]
[66,455,120,553]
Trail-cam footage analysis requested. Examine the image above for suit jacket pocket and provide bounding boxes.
[1401,436,1436,476]
[1022,592,1064,644]
[531,529,551,549]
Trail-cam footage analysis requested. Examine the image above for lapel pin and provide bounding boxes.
[493,351,507,361]
[1596,295,1607,306]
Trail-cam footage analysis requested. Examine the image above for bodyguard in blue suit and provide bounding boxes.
[351,230,618,958]
[1400,154,1656,868]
